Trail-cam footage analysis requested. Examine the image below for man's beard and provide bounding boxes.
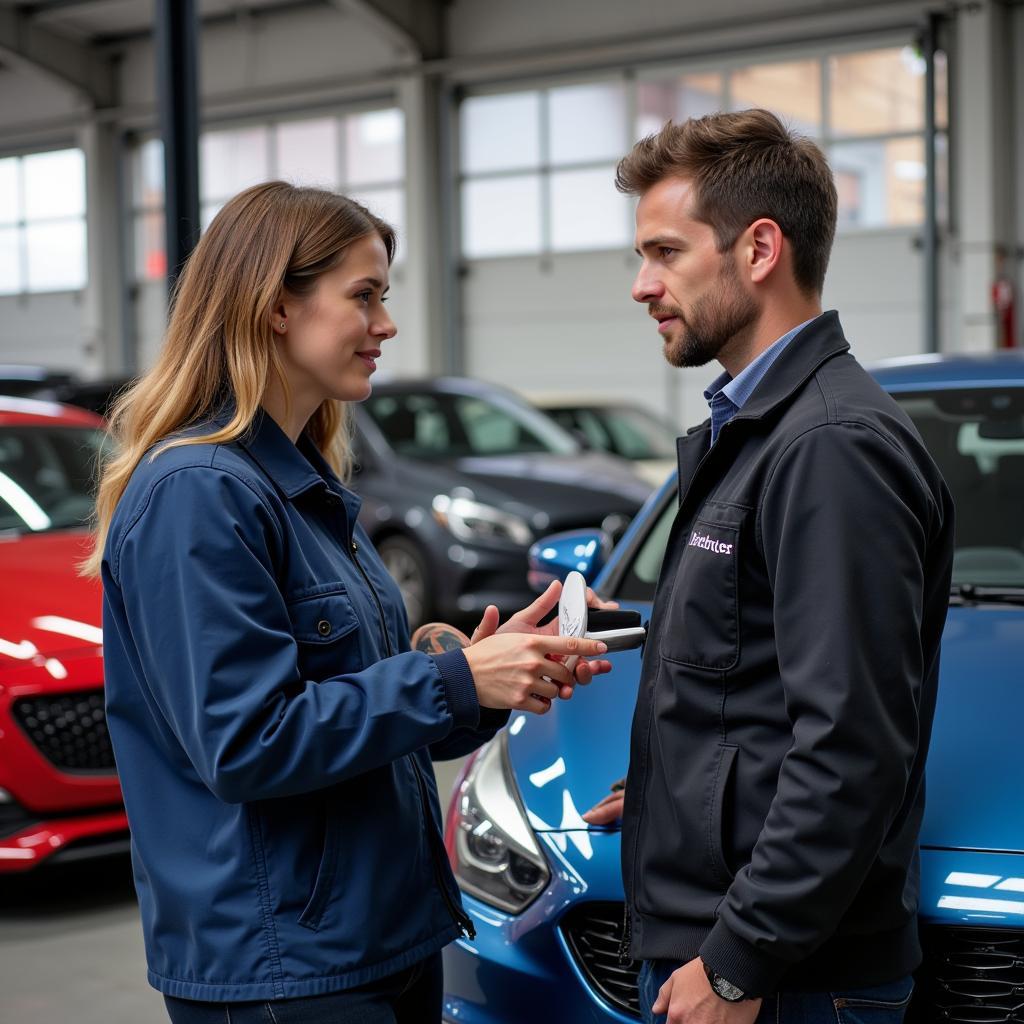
[662,258,759,369]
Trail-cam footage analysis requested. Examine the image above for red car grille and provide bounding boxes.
[11,689,115,773]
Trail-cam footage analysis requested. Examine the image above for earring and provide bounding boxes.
[280,322,286,330]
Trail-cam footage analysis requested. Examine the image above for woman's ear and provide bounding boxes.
[271,299,288,336]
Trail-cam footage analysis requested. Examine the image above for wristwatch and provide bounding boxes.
[703,961,747,1002]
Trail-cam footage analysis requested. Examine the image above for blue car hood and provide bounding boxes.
[506,601,646,833]
[506,602,1024,856]
[920,604,1024,853]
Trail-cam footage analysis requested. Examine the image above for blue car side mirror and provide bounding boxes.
[527,530,610,592]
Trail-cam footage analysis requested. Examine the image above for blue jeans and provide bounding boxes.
[163,953,442,1024]
[639,960,914,1024]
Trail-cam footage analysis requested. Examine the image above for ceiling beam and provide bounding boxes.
[329,0,445,61]
[0,4,114,105]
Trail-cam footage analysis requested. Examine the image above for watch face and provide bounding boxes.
[712,975,746,1002]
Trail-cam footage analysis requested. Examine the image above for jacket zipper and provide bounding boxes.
[617,903,632,964]
[349,538,394,658]
[410,754,477,940]
[348,536,476,941]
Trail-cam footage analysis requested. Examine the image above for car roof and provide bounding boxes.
[869,351,1024,387]
[0,395,105,427]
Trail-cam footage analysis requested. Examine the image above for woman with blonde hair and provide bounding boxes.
[88,181,610,1023]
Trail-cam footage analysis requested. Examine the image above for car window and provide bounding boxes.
[365,390,578,458]
[0,425,105,533]
[455,396,549,454]
[613,491,676,601]
[894,387,1024,587]
[601,407,678,460]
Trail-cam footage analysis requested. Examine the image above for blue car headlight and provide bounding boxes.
[446,733,550,913]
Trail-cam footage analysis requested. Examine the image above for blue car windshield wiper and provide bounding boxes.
[949,582,1024,605]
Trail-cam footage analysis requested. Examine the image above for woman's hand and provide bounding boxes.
[470,580,619,698]
[462,633,608,715]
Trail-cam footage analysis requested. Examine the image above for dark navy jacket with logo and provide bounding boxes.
[621,312,955,996]
[101,409,504,1001]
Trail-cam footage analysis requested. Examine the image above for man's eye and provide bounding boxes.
[659,247,676,258]
[356,290,372,302]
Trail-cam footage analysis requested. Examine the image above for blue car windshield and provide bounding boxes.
[613,385,1024,601]
[893,388,1024,589]
[0,425,105,534]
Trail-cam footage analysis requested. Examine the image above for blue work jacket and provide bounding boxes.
[101,408,504,1001]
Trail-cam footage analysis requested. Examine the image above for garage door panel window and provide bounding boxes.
[0,148,87,296]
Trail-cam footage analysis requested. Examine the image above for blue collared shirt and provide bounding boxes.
[704,316,819,444]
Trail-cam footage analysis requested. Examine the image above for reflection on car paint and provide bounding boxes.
[529,757,566,788]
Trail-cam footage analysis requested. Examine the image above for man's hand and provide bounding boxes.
[652,959,761,1024]
[470,580,618,698]
[582,779,625,825]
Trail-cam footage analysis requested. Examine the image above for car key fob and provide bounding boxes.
[559,571,646,668]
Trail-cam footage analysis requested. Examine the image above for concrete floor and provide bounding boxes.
[0,759,465,1022]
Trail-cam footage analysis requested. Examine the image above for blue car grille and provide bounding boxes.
[12,689,115,773]
[920,926,1024,1023]
[562,902,641,1018]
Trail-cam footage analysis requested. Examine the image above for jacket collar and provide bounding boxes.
[674,310,850,500]
[212,403,350,504]
[727,309,849,426]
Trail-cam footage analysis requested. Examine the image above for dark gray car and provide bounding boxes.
[351,377,654,629]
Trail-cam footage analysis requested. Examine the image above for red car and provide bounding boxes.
[0,396,127,871]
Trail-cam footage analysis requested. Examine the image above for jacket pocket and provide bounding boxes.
[298,802,341,931]
[707,743,738,886]
[660,513,742,670]
[286,585,360,645]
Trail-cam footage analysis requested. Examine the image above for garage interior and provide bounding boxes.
[0,0,1022,1020]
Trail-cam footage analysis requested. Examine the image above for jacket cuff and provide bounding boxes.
[477,707,512,731]
[699,918,789,998]
[432,649,480,730]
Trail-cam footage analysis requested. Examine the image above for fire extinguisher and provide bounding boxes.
[992,245,1017,348]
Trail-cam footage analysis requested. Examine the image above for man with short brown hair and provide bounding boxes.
[584,110,954,1024]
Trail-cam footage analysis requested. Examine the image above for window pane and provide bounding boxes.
[347,187,405,262]
[346,109,403,185]
[729,60,821,135]
[462,175,542,258]
[24,149,86,220]
[550,166,629,252]
[460,92,540,174]
[548,82,627,165]
[829,48,924,137]
[0,158,20,225]
[201,127,269,202]
[275,117,339,186]
[0,227,22,294]
[831,137,926,228]
[133,212,166,281]
[26,219,86,291]
[636,73,723,139]
[132,138,165,209]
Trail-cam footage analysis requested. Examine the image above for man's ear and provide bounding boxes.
[747,218,784,285]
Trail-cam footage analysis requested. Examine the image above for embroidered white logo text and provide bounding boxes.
[688,530,734,555]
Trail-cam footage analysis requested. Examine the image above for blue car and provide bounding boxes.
[440,352,1024,1023]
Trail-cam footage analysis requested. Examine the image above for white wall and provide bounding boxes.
[0,292,87,367]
